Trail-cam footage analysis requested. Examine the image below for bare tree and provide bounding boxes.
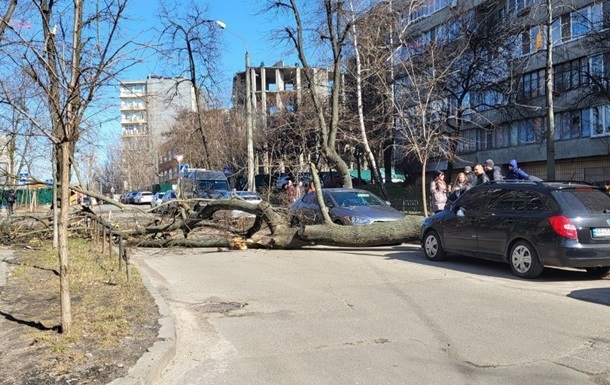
[264,0,353,188]
[0,0,135,333]
[157,0,221,169]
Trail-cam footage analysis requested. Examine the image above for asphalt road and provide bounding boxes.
[133,244,610,385]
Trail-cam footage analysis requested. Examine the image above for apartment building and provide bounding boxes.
[232,61,332,173]
[394,0,610,183]
[119,75,195,190]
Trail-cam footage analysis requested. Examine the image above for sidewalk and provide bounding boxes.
[107,257,176,385]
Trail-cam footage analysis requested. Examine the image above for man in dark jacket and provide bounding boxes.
[5,190,16,215]
[506,159,530,180]
[473,164,490,185]
[484,159,504,181]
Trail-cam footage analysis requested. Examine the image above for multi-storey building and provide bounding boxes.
[394,0,610,183]
[232,61,332,174]
[119,75,195,190]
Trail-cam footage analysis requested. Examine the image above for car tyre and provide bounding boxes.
[509,240,543,278]
[585,267,610,278]
[423,230,446,261]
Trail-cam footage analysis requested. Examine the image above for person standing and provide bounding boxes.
[5,189,16,215]
[429,171,448,213]
[464,166,476,189]
[449,172,468,200]
[506,159,531,180]
[474,164,490,185]
[484,159,504,181]
[306,181,315,194]
[284,179,296,203]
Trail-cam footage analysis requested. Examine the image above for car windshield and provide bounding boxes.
[554,188,610,215]
[199,180,229,191]
[329,191,385,207]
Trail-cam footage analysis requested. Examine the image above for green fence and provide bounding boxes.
[3,188,55,206]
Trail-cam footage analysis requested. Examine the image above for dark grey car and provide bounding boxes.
[420,180,610,278]
[289,188,406,226]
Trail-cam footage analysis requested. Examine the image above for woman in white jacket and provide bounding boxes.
[430,171,448,214]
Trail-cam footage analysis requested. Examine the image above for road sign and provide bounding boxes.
[18,172,28,184]
[179,164,189,177]
[45,179,53,188]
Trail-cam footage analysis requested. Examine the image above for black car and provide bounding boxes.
[420,180,610,278]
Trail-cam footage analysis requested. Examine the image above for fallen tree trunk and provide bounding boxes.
[1,196,424,250]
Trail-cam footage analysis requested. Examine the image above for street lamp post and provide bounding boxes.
[216,20,255,192]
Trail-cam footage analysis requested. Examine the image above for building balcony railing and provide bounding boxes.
[120,103,146,111]
[121,117,147,124]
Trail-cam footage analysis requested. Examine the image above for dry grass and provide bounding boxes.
[2,236,159,381]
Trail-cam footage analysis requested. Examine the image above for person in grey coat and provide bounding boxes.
[484,159,504,181]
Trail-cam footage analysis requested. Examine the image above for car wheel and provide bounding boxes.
[585,267,610,278]
[423,230,446,261]
[509,240,543,278]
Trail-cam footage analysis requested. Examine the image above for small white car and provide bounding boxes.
[151,192,165,208]
[134,191,153,204]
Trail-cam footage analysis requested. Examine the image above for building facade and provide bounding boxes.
[232,61,332,174]
[394,0,610,183]
[119,76,195,190]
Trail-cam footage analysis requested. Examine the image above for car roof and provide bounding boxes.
[473,180,601,191]
[321,188,371,193]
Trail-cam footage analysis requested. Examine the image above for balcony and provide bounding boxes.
[120,101,146,111]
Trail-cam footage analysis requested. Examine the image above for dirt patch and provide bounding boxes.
[0,240,160,385]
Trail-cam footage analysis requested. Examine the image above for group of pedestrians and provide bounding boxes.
[430,158,536,213]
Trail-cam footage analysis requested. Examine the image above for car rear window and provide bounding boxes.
[554,189,610,215]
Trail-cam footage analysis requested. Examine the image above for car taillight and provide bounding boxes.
[549,216,578,240]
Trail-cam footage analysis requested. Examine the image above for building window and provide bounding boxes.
[552,3,604,44]
[554,110,583,140]
[553,57,588,92]
[479,128,494,150]
[520,25,544,56]
[589,105,610,137]
[511,118,544,145]
[458,129,478,153]
[508,0,537,14]
[409,0,449,21]
[590,54,605,81]
[495,125,510,148]
[520,68,546,100]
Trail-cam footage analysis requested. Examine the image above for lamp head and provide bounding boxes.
[216,20,226,29]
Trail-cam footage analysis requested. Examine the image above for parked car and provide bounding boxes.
[134,191,153,205]
[127,191,139,204]
[151,192,165,208]
[420,180,610,279]
[289,188,405,226]
[159,189,178,214]
[220,190,263,218]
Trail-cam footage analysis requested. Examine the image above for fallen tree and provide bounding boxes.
[1,171,423,249]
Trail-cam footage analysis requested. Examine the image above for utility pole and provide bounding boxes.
[216,20,255,192]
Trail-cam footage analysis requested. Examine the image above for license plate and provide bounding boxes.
[592,228,610,238]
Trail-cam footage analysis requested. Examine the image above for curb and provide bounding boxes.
[107,256,176,385]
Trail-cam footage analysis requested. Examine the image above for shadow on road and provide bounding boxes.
[329,243,608,283]
[568,288,610,306]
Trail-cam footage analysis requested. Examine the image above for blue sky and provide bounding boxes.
[122,0,298,105]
